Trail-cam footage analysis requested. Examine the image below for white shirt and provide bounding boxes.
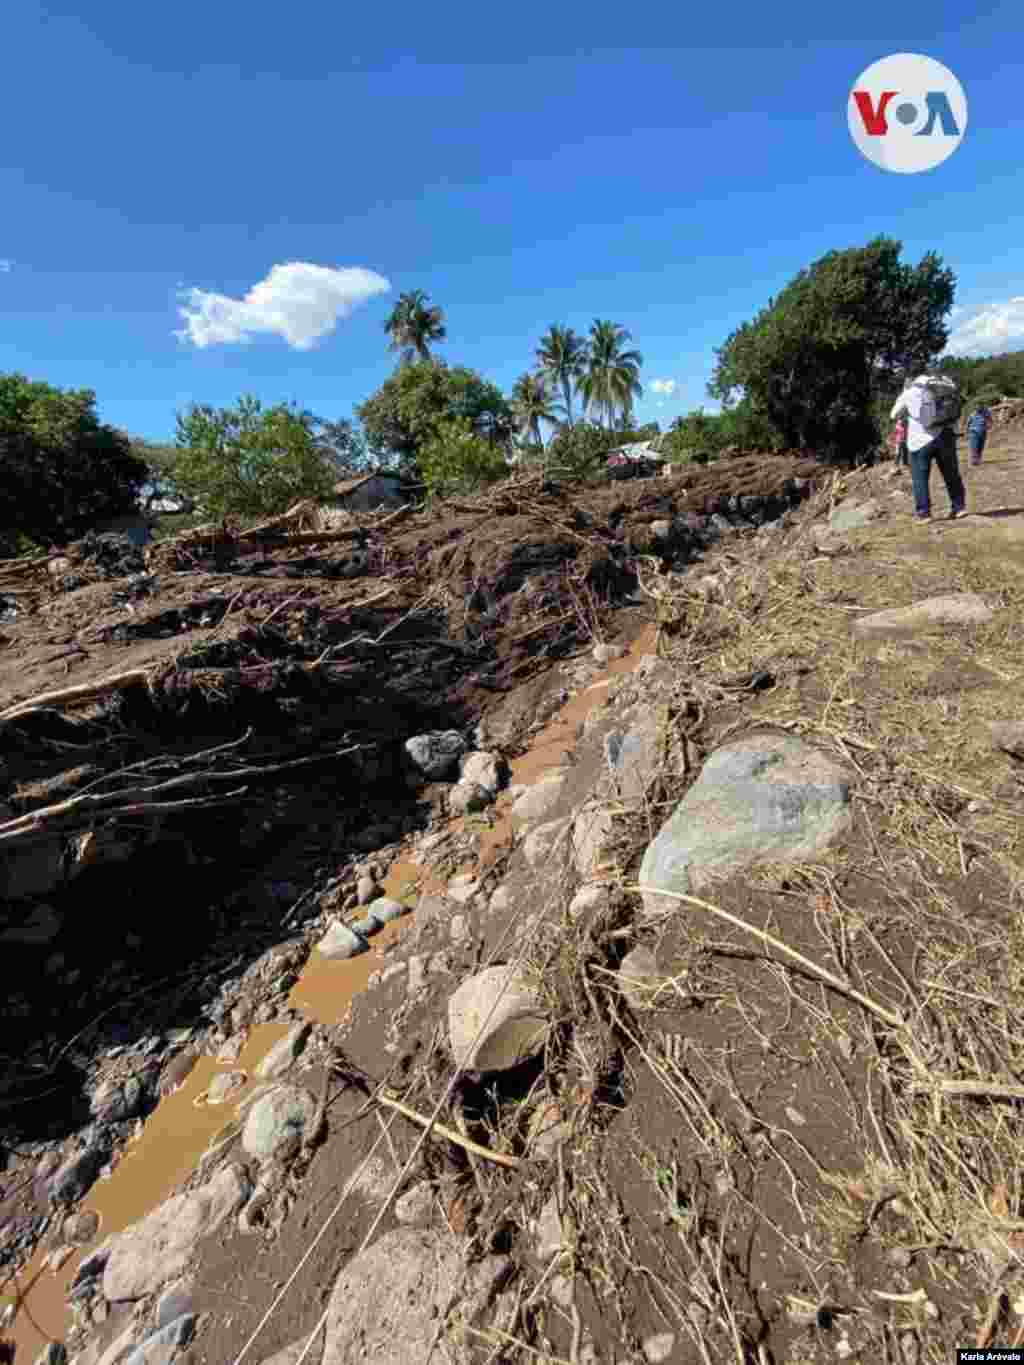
[890,380,943,453]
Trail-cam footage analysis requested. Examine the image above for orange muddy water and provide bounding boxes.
[6,624,655,1360]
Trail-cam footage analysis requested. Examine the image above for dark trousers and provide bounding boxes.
[909,428,965,517]
[968,431,987,465]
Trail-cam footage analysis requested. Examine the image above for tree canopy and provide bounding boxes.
[0,374,150,553]
[709,237,955,460]
[383,289,447,367]
[356,361,514,468]
[579,320,643,429]
[535,325,588,429]
[171,396,342,522]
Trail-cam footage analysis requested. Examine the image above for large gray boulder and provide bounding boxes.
[102,1165,250,1301]
[639,734,852,916]
[511,777,564,823]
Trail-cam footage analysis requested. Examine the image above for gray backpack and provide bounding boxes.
[918,376,963,430]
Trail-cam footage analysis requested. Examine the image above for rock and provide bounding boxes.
[448,965,548,1072]
[349,1154,396,1203]
[489,884,513,913]
[393,1182,435,1227]
[63,1209,101,1245]
[102,1164,250,1301]
[592,642,625,664]
[242,1085,318,1163]
[828,498,881,533]
[449,915,469,944]
[160,1050,197,1097]
[522,817,572,868]
[642,1332,677,1363]
[852,593,995,640]
[349,915,378,938]
[533,1195,564,1260]
[404,731,468,780]
[649,518,673,542]
[155,1283,194,1328]
[123,1313,197,1364]
[604,714,663,802]
[447,781,492,816]
[407,955,427,994]
[0,835,65,901]
[356,875,377,906]
[95,1324,139,1365]
[48,557,72,577]
[0,902,63,946]
[459,751,506,794]
[446,873,480,904]
[568,883,610,919]
[90,1076,148,1125]
[321,1229,507,1365]
[511,778,565,823]
[205,1071,247,1104]
[367,897,408,927]
[316,921,369,960]
[33,1344,67,1364]
[51,1144,106,1205]
[639,734,852,917]
[572,804,616,878]
[256,1023,310,1081]
[618,946,661,1011]
[990,721,1024,759]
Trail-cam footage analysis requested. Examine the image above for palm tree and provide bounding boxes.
[535,325,588,429]
[510,372,560,451]
[579,320,643,429]
[383,290,447,367]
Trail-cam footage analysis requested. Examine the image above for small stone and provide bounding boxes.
[356,875,377,906]
[156,1283,194,1328]
[405,731,468,780]
[489,884,513,913]
[784,1106,807,1126]
[446,873,479,904]
[63,1210,100,1245]
[50,1145,105,1205]
[316,921,369,961]
[642,1332,677,1364]
[90,1076,147,1125]
[888,1247,913,1269]
[618,946,661,1011]
[349,915,379,939]
[568,883,610,919]
[407,955,427,993]
[448,965,548,1072]
[367,898,408,927]
[510,779,565,823]
[449,915,469,944]
[522,817,572,868]
[448,781,492,816]
[592,642,625,664]
[205,1071,247,1104]
[393,1182,435,1227]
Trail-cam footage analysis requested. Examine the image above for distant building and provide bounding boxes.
[326,471,415,513]
[93,512,158,547]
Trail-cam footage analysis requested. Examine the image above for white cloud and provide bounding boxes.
[0,259,13,273]
[650,378,677,398]
[947,296,1024,357]
[176,262,390,350]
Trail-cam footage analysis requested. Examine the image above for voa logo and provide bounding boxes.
[848,53,967,173]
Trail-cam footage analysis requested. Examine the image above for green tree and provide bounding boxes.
[383,289,447,367]
[510,372,560,449]
[0,374,149,552]
[357,361,514,468]
[709,236,955,462]
[579,320,644,428]
[535,325,588,428]
[418,417,509,497]
[545,420,631,480]
[172,396,340,521]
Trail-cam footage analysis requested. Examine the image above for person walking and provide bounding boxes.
[890,374,967,522]
[966,402,993,467]
[888,415,909,469]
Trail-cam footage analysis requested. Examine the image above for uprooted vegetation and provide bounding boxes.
[0,457,820,1138]
[368,471,1024,1364]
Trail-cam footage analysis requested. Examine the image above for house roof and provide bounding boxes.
[331,469,405,499]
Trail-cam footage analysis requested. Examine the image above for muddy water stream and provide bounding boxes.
[7,623,655,1361]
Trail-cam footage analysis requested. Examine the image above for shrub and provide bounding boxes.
[418,418,509,497]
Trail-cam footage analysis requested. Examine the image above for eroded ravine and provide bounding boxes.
[6,624,656,1361]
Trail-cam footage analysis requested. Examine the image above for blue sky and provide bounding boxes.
[2,0,1023,444]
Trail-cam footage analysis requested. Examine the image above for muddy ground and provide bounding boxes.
[3,434,1024,1365]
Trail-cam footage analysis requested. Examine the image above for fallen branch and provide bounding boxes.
[633,883,907,1032]
[0,667,151,725]
[0,744,365,842]
[909,1079,1024,1103]
[376,1089,520,1170]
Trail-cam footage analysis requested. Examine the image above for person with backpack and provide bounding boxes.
[966,403,993,466]
[890,374,967,522]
